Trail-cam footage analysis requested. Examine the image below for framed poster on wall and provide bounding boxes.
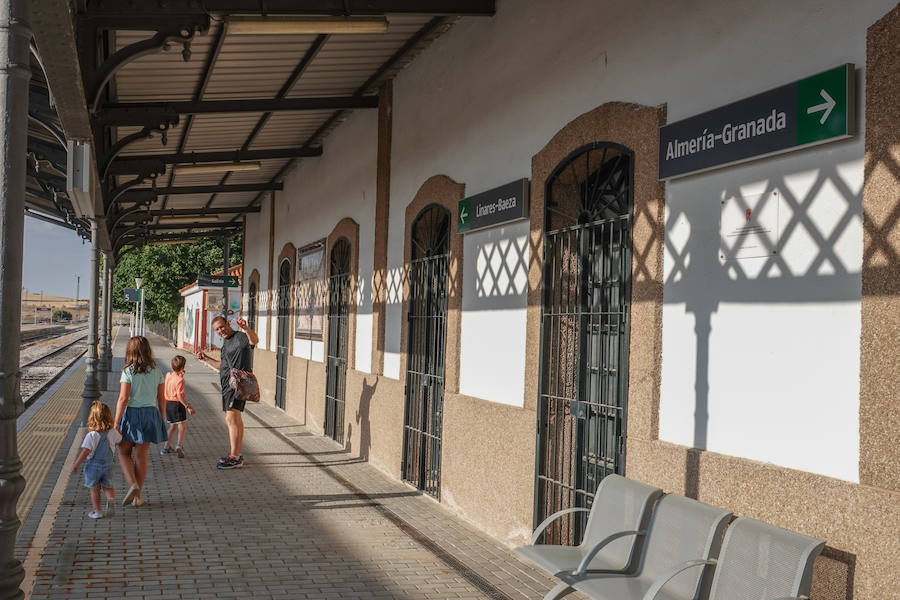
[295,241,325,340]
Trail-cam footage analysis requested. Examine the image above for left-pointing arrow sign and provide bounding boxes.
[806,89,836,124]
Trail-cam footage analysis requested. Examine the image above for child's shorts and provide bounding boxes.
[166,401,187,424]
[83,462,112,489]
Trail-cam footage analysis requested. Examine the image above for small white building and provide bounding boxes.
[178,265,242,353]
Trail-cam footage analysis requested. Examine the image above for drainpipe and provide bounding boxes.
[98,253,110,390]
[81,219,101,424]
[0,0,32,597]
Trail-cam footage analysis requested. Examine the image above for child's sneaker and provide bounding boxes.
[160,446,174,456]
[217,455,243,469]
[88,509,103,519]
[176,446,185,458]
[105,498,115,517]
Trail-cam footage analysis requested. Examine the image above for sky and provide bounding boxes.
[22,216,91,299]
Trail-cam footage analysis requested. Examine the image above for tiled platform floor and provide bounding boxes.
[16,330,574,600]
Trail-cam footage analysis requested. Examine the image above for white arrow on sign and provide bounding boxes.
[807,89,836,124]
[459,206,469,224]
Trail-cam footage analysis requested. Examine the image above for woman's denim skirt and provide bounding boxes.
[120,406,168,444]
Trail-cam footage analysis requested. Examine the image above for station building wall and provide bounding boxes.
[242,2,899,598]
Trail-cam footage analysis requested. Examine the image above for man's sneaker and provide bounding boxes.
[175,446,185,458]
[160,446,174,456]
[88,509,103,519]
[217,455,243,469]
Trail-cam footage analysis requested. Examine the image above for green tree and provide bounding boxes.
[53,309,72,321]
[113,235,242,325]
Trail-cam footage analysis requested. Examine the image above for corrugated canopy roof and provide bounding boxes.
[59,1,495,256]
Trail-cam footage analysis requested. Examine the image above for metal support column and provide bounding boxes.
[81,220,101,424]
[98,254,110,390]
[104,253,114,376]
[0,0,32,597]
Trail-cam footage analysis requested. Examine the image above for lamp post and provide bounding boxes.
[135,277,144,337]
[98,256,110,390]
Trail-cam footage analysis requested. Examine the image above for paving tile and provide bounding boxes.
[19,330,580,600]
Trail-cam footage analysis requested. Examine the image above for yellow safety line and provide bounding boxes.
[16,326,121,521]
[16,363,86,521]
[20,428,84,600]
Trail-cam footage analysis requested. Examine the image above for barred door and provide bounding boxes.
[275,259,291,411]
[402,205,450,499]
[535,143,633,545]
[325,238,351,443]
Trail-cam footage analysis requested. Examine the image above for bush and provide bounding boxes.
[53,310,72,321]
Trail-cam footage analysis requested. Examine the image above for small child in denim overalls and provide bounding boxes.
[72,401,121,519]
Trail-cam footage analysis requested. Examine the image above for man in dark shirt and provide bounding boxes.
[197,316,258,469]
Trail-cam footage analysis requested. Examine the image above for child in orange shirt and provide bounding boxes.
[160,355,195,458]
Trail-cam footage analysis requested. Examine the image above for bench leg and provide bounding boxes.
[544,582,576,600]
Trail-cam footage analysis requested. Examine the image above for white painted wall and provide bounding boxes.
[243,194,272,350]
[239,0,891,480]
[378,0,891,480]
[265,109,377,368]
[459,221,529,406]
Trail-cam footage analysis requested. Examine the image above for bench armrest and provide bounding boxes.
[641,559,716,600]
[530,508,591,545]
[571,530,645,576]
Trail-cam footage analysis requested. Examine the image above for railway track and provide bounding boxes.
[20,331,88,406]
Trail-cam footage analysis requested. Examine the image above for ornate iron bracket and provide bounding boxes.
[87,19,208,114]
[105,172,160,214]
[107,203,153,232]
[99,116,179,180]
[27,112,66,148]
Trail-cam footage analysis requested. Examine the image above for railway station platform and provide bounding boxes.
[15,330,567,600]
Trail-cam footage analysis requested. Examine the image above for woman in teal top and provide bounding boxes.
[114,336,168,507]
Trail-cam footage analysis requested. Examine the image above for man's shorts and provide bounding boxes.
[222,387,246,412]
[165,401,187,424]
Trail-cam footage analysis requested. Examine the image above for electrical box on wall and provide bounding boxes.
[719,189,781,263]
[66,140,92,217]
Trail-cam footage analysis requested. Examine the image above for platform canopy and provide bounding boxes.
[26,48,93,242]
[31,0,495,256]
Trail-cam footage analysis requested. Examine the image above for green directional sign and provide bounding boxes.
[458,198,471,233]
[198,274,239,287]
[457,179,529,234]
[797,66,849,145]
[659,64,854,179]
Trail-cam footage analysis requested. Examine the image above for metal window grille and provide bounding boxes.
[275,259,291,410]
[248,282,257,332]
[402,205,450,499]
[325,238,351,444]
[535,143,634,545]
